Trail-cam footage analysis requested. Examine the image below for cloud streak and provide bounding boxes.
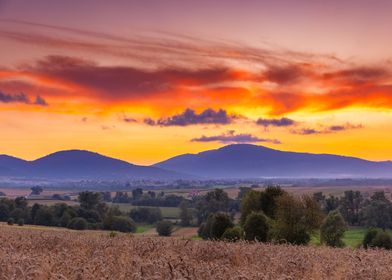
[291,123,363,135]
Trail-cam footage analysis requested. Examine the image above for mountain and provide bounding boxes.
[0,150,185,180]
[153,144,392,178]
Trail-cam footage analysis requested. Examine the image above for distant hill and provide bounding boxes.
[153,144,392,178]
[0,150,185,180]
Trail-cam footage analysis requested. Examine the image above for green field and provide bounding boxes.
[311,227,367,248]
[109,203,181,219]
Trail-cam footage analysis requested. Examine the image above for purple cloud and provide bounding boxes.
[191,130,281,144]
[145,108,238,126]
[256,117,296,127]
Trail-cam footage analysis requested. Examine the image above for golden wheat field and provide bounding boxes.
[1,226,392,280]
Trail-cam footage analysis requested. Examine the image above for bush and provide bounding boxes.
[7,218,14,225]
[17,218,24,226]
[110,216,136,233]
[67,217,88,230]
[320,210,347,247]
[363,228,381,249]
[221,227,243,242]
[156,220,173,236]
[243,212,270,242]
[210,213,234,240]
[129,207,162,224]
[371,232,392,250]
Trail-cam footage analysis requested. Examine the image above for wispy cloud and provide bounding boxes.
[291,123,363,135]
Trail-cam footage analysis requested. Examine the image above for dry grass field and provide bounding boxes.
[1,226,392,279]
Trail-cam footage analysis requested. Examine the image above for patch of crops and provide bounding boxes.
[1,226,392,279]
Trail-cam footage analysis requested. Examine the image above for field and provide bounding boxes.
[109,203,181,219]
[311,228,367,248]
[1,225,392,279]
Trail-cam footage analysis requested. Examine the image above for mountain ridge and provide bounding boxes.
[0,149,186,180]
[153,144,392,178]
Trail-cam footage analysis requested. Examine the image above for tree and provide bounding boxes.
[17,218,24,226]
[363,228,381,249]
[210,213,234,239]
[320,210,347,247]
[67,217,88,230]
[109,216,136,233]
[132,188,143,200]
[179,201,192,226]
[7,218,14,225]
[240,186,286,225]
[237,187,252,200]
[259,186,285,218]
[243,212,270,242]
[34,207,55,226]
[370,231,392,250]
[0,203,9,221]
[221,227,243,242]
[325,195,340,213]
[129,207,162,224]
[362,199,392,230]
[30,186,43,195]
[196,189,229,224]
[273,194,322,245]
[339,191,363,225]
[240,190,262,225]
[78,192,102,210]
[156,220,173,236]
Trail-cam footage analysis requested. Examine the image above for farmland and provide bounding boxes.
[1,225,392,279]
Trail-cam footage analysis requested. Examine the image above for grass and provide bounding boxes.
[135,224,154,234]
[109,203,181,219]
[311,227,366,248]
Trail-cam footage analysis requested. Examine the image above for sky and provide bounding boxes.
[1,0,392,164]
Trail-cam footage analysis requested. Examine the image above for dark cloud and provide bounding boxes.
[0,91,48,106]
[25,56,240,100]
[144,118,156,126]
[323,67,388,84]
[291,123,363,135]
[191,130,281,144]
[264,65,304,84]
[101,125,115,130]
[145,108,238,126]
[122,114,137,123]
[256,117,296,127]
[34,95,48,106]
[0,91,29,103]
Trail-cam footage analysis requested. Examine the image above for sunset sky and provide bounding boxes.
[1,0,392,164]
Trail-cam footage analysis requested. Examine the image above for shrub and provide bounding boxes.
[129,207,162,224]
[110,216,136,233]
[363,228,381,249]
[67,217,88,230]
[243,212,269,242]
[109,231,118,238]
[320,210,347,247]
[7,218,14,225]
[17,218,24,226]
[370,231,392,250]
[210,213,234,240]
[221,227,243,242]
[156,220,173,236]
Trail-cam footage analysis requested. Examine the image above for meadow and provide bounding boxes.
[1,225,392,279]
